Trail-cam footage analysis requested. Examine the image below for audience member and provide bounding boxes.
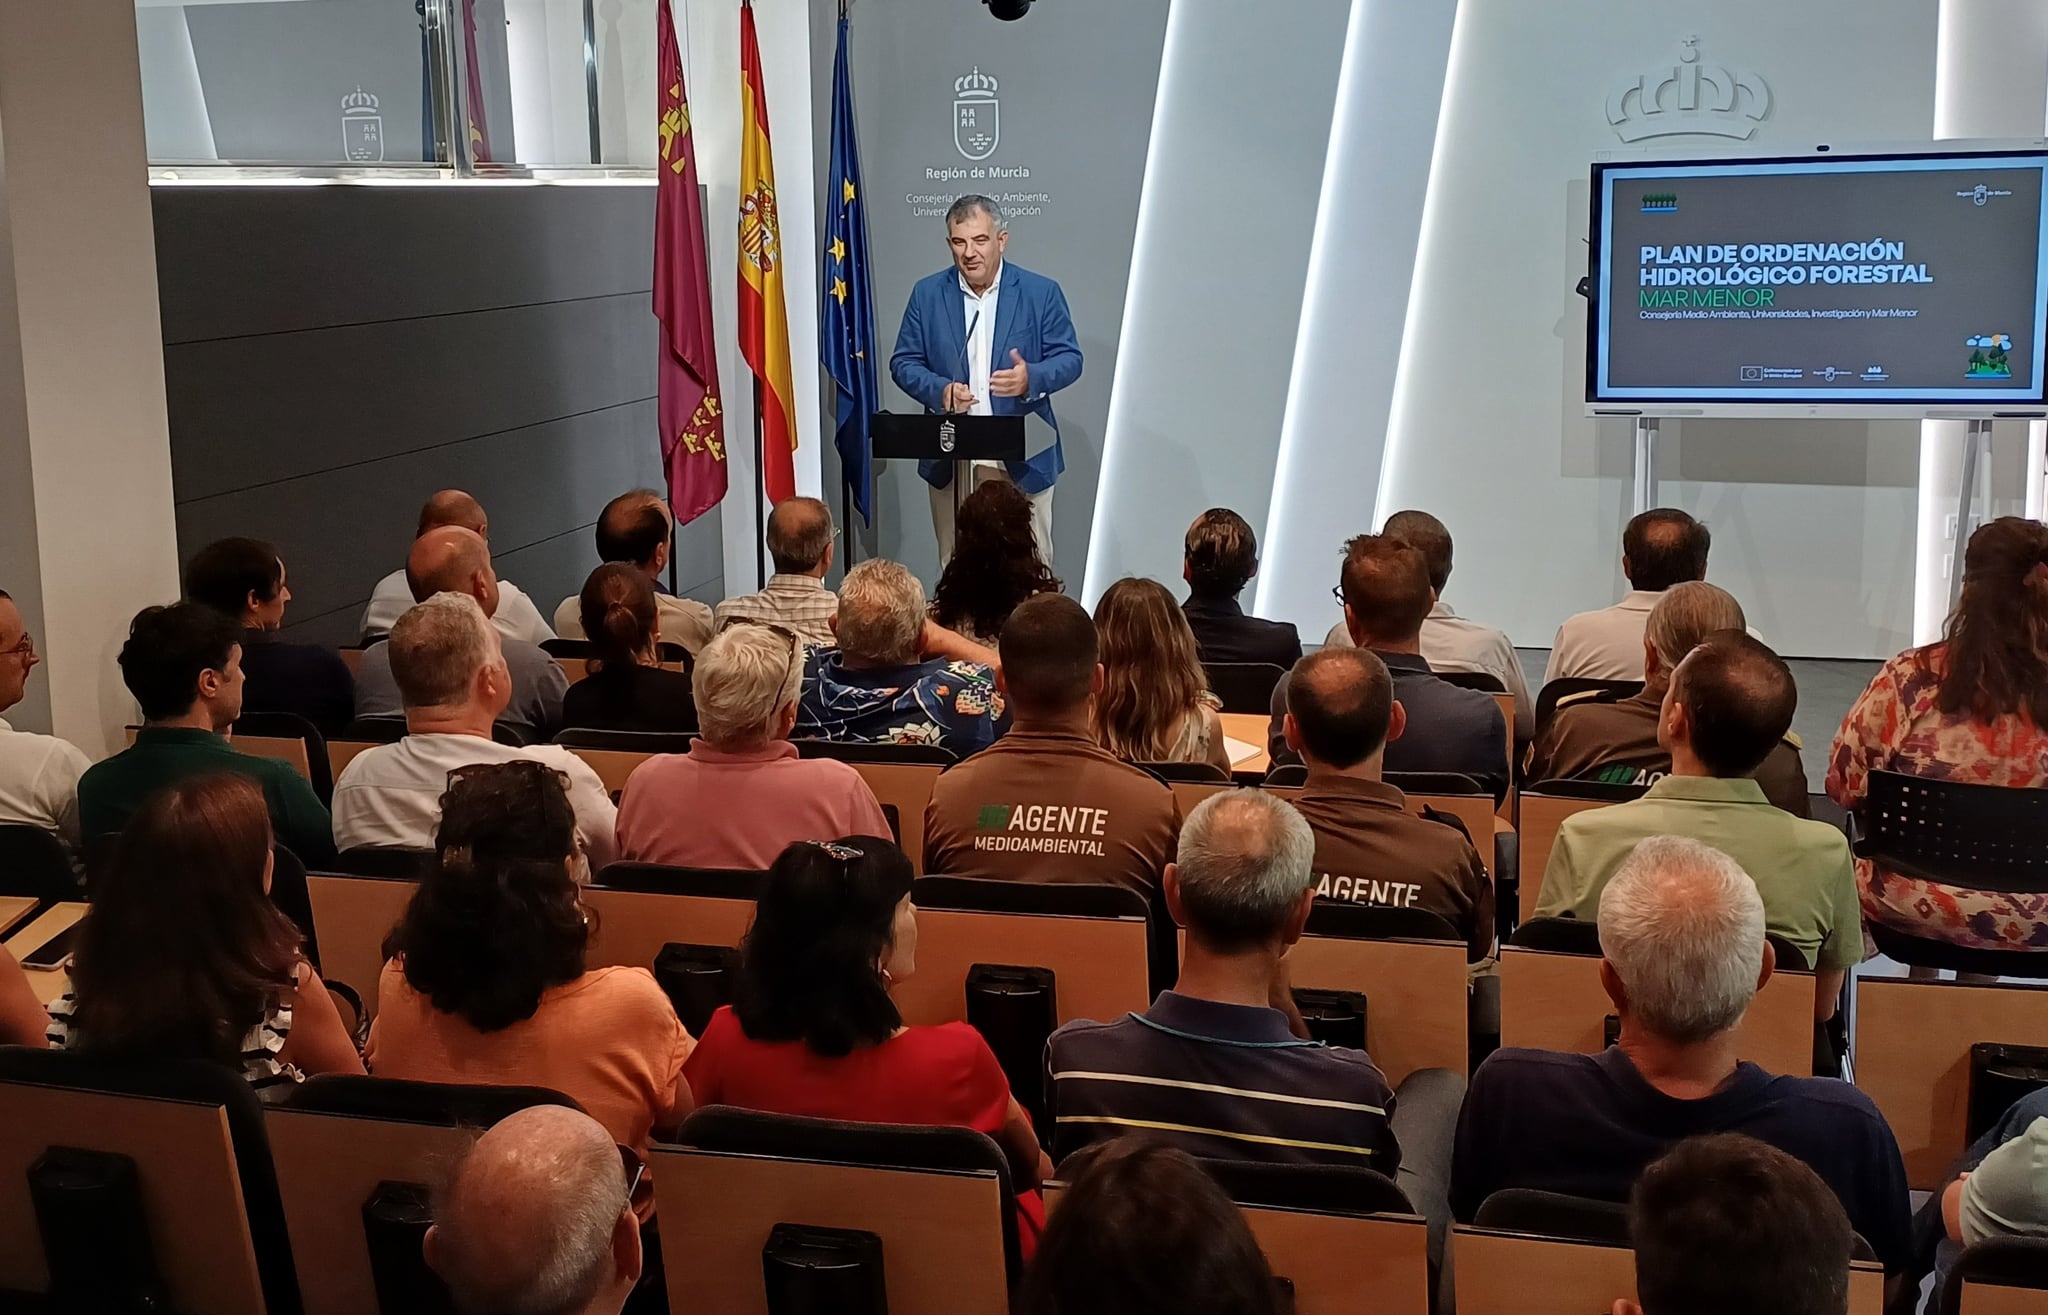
[1325,511,1533,739]
[1622,1134,1855,1315]
[616,624,887,868]
[332,594,616,865]
[426,1105,642,1315]
[559,564,698,734]
[684,837,1049,1244]
[354,526,567,740]
[796,558,1006,756]
[1048,789,1399,1169]
[1018,1139,1282,1315]
[362,490,555,644]
[1829,516,2048,956]
[925,594,1179,894]
[1283,648,1492,962]
[1531,582,1809,815]
[929,479,1061,641]
[553,490,715,654]
[79,602,334,864]
[1180,508,1302,670]
[712,495,838,643]
[1452,836,1909,1273]
[1544,508,1711,684]
[184,537,355,736]
[1536,632,1858,1017]
[0,590,89,853]
[1947,1091,2048,1248]
[367,761,690,1153]
[1267,535,1509,799]
[1092,577,1230,772]
[0,952,47,1049]
[48,774,362,1088]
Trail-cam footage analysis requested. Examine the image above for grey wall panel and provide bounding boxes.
[153,185,656,344]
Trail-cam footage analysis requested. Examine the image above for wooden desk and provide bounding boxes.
[4,902,85,1005]
[0,897,34,940]
[1220,712,1270,775]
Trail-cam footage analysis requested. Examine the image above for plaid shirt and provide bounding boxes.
[795,648,1006,758]
[713,574,839,646]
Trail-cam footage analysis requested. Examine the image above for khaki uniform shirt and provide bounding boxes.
[923,727,1181,895]
[1528,688,1810,817]
[1292,774,1494,961]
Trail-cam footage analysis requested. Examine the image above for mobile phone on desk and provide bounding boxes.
[19,923,77,971]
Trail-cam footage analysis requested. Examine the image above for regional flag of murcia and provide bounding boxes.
[653,0,725,525]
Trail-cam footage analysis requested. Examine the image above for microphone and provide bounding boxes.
[955,309,982,412]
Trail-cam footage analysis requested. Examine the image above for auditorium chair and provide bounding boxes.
[0,1048,301,1315]
[1204,661,1289,714]
[0,824,79,907]
[1939,1236,2048,1315]
[785,740,950,869]
[1139,760,1233,785]
[1515,779,1646,921]
[1042,1159,1431,1315]
[332,847,430,878]
[583,863,765,1028]
[266,1075,582,1315]
[652,1107,1018,1315]
[1856,976,2048,1191]
[232,710,334,802]
[1532,678,1644,732]
[553,727,694,796]
[542,636,690,665]
[1286,901,1468,1087]
[1851,771,2048,979]
[305,870,417,1016]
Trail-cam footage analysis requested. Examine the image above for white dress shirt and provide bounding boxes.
[361,570,556,647]
[1323,602,1535,739]
[0,717,91,851]
[331,733,617,870]
[961,262,1003,420]
[553,591,715,655]
[1542,590,1662,685]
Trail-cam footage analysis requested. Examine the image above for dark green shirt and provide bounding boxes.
[77,727,335,865]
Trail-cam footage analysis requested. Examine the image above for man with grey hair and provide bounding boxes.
[332,592,615,862]
[1452,834,1910,1276]
[795,558,1005,757]
[712,495,839,643]
[425,1105,641,1315]
[1528,580,1808,813]
[890,193,1084,565]
[354,524,567,740]
[616,623,887,868]
[1046,788,1400,1170]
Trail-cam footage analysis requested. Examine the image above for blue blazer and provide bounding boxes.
[889,262,1083,495]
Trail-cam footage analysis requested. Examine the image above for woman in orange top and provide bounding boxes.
[367,760,693,1151]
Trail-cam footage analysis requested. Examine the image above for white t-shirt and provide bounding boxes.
[331,733,617,870]
[360,571,556,647]
[0,717,92,852]
[1542,590,1663,685]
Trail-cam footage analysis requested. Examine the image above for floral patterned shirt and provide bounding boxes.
[796,648,1007,759]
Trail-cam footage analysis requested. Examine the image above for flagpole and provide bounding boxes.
[754,378,767,589]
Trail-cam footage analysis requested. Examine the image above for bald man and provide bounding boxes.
[711,495,839,644]
[552,490,716,653]
[353,527,567,739]
[360,490,556,645]
[426,1106,642,1315]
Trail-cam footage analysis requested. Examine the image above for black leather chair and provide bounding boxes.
[1138,760,1233,785]
[1473,1188,1630,1244]
[1533,679,1645,731]
[793,739,957,767]
[233,710,334,803]
[278,1073,580,1126]
[1262,762,1308,788]
[0,824,79,906]
[1385,770,1488,796]
[1204,662,1288,715]
[1520,777,1649,803]
[332,847,431,879]
[1433,670,1507,694]
[1307,901,1464,943]
[339,717,527,749]
[1940,1235,2048,1315]
[1511,915,1811,971]
[1201,1156,1414,1214]
[553,727,698,754]
[593,862,766,897]
[543,636,690,666]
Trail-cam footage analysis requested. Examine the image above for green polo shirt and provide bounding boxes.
[77,727,335,866]
[1535,774,1862,971]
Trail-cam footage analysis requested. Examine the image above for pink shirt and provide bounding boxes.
[615,740,891,869]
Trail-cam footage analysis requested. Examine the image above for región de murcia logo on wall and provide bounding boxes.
[954,67,1000,162]
[1606,35,1771,143]
[341,86,384,162]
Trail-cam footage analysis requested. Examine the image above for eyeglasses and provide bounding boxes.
[1329,585,1348,607]
[808,840,865,863]
[726,619,805,691]
[1,633,33,662]
[618,1142,649,1210]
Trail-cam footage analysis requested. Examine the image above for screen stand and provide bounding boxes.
[1631,418,1661,515]
[1949,418,1994,614]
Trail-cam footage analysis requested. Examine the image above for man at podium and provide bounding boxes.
[889,194,1083,566]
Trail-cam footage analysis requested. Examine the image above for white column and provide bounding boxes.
[1917,0,2048,641]
[0,0,182,754]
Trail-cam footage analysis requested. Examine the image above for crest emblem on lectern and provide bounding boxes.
[939,419,958,454]
[954,68,1000,162]
[341,87,385,162]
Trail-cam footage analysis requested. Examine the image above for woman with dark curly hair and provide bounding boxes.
[929,480,1061,642]
[368,759,693,1151]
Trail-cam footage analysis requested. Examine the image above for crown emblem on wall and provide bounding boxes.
[341,86,381,116]
[1605,36,1771,143]
[955,67,998,99]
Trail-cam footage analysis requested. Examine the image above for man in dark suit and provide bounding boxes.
[1180,509,1303,670]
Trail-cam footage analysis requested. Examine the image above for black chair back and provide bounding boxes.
[1534,679,1644,730]
[1472,1188,1630,1244]
[338,717,408,745]
[793,739,957,767]
[912,874,1150,919]
[1857,770,2048,893]
[233,711,335,802]
[1509,916,1601,955]
[332,847,432,879]
[1385,770,1487,796]
[1137,760,1233,785]
[553,727,698,754]
[278,1074,581,1125]
[1940,1235,2048,1315]
[1766,933,1810,972]
[1306,901,1463,943]
[0,825,79,906]
[269,843,320,969]
[1204,662,1288,714]
[1200,1157,1414,1215]
[593,862,766,898]
[1433,670,1506,694]
[1522,777,1649,802]
[1263,763,1308,788]
[543,636,690,665]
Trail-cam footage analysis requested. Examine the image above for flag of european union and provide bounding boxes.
[821,12,877,525]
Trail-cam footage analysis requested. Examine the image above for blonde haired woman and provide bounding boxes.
[1092,578,1230,773]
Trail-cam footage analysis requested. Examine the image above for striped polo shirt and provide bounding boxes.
[1046,991,1400,1172]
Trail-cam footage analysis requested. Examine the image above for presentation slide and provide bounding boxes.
[1589,151,2048,407]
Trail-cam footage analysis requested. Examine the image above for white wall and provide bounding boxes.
[1376,0,1939,658]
